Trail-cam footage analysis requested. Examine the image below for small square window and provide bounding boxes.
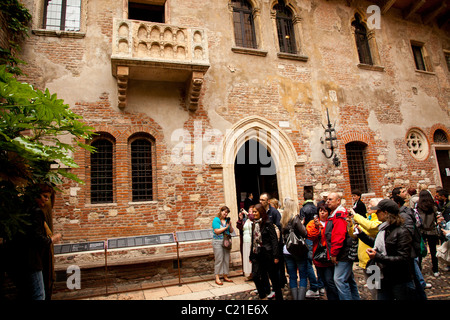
[128,2,165,23]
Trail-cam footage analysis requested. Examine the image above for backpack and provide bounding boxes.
[412,204,423,228]
[411,209,427,257]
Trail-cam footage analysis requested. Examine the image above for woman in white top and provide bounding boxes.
[242,205,254,280]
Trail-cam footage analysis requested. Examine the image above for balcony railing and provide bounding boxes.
[111,18,210,110]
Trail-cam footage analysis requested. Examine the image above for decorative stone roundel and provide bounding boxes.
[406,129,429,160]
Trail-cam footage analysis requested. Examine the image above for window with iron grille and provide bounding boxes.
[352,14,372,65]
[275,1,297,54]
[131,139,153,202]
[91,139,114,204]
[346,142,369,194]
[43,0,81,31]
[411,44,426,71]
[231,0,257,49]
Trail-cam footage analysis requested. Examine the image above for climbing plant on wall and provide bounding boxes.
[0,2,95,239]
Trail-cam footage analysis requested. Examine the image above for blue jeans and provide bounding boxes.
[284,254,302,288]
[305,239,320,291]
[316,265,339,300]
[412,258,427,300]
[414,258,426,287]
[333,261,360,300]
[284,253,318,290]
[29,271,45,300]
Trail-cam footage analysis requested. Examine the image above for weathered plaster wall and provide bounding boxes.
[16,0,450,258]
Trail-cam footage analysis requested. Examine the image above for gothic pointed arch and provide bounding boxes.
[218,116,304,220]
[350,10,383,68]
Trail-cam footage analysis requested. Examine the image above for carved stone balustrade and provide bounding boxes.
[111,19,210,111]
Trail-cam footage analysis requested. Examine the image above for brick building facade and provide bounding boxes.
[14,0,450,271]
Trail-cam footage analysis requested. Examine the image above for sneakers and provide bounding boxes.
[306,289,320,298]
[319,288,326,296]
[267,291,276,299]
[424,283,432,289]
[434,272,440,277]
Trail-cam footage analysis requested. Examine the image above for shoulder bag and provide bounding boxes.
[313,230,330,263]
[285,217,308,257]
[222,231,232,250]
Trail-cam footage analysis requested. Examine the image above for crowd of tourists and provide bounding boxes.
[212,187,450,300]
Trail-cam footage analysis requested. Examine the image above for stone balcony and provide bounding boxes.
[111,19,210,111]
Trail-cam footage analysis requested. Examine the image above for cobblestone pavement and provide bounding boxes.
[203,255,450,300]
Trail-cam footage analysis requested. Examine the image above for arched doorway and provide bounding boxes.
[235,139,279,211]
[220,116,303,223]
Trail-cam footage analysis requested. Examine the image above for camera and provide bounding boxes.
[226,217,230,223]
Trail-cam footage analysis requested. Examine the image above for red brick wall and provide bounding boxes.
[52,93,225,244]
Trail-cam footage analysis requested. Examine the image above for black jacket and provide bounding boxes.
[360,223,413,284]
[353,199,367,217]
[438,200,450,222]
[250,219,279,261]
[299,201,317,226]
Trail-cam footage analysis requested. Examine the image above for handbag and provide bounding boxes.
[313,232,330,263]
[222,232,232,250]
[286,227,308,257]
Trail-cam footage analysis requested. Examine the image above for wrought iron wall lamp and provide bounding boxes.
[321,108,341,167]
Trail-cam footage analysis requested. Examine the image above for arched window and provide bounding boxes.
[433,129,448,144]
[231,0,257,49]
[352,14,372,65]
[131,137,154,202]
[91,137,114,204]
[274,0,296,54]
[346,141,369,194]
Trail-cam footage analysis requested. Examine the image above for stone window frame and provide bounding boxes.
[128,132,157,203]
[229,0,268,57]
[406,128,430,161]
[410,40,434,74]
[31,0,88,38]
[350,11,384,72]
[269,0,308,62]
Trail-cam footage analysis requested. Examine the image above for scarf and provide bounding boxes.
[252,218,263,254]
[374,221,388,255]
[373,221,389,278]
